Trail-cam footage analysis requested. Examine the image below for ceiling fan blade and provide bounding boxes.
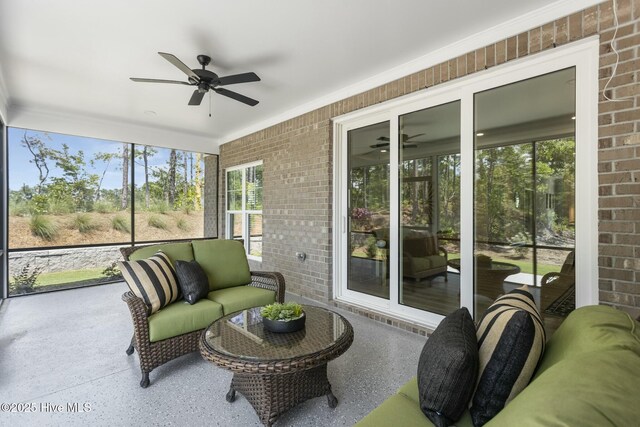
[158,52,200,82]
[130,77,191,85]
[214,88,259,106]
[370,142,390,148]
[217,72,261,86]
[188,90,206,106]
[406,133,425,141]
[376,136,390,142]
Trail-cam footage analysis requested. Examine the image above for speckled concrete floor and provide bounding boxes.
[0,283,425,426]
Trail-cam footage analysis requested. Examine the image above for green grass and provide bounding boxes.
[74,213,100,233]
[9,267,117,292]
[34,267,108,286]
[446,253,556,276]
[112,215,131,233]
[148,214,168,230]
[29,215,59,241]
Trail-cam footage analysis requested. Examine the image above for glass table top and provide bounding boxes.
[202,305,349,362]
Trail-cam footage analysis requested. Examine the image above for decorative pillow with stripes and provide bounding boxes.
[119,251,181,314]
[471,286,546,426]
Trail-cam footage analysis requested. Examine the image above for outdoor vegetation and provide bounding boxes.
[8,130,208,248]
[8,128,213,295]
[349,137,575,276]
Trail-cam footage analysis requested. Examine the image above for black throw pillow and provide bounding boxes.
[470,286,546,426]
[417,307,479,427]
[174,260,209,305]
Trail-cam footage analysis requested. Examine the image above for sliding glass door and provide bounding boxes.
[473,68,576,329]
[347,121,390,299]
[335,41,597,329]
[399,102,460,315]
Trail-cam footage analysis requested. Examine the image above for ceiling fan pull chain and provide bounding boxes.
[209,91,212,117]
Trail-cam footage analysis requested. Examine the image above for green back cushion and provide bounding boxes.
[192,240,251,290]
[491,305,640,426]
[535,305,640,376]
[129,242,194,264]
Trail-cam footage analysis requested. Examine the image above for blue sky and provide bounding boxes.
[8,128,201,191]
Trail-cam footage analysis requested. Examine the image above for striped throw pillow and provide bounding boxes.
[119,251,181,314]
[471,286,546,426]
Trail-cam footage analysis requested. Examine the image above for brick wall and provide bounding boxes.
[220,0,640,319]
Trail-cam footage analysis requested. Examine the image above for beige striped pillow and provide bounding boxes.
[119,251,180,314]
[471,286,546,426]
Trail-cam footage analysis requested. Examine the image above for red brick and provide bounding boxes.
[614,158,640,171]
[599,146,636,160]
[529,27,541,53]
[506,36,517,61]
[517,33,528,57]
[569,12,583,40]
[554,17,569,45]
[583,6,599,35]
[541,23,554,50]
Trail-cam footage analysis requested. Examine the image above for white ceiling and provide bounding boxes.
[0,0,596,153]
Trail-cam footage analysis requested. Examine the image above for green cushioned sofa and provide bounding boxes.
[357,305,640,426]
[120,239,285,388]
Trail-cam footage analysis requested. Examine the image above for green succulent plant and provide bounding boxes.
[260,302,304,321]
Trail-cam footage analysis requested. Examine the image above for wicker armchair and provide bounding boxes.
[120,243,285,387]
[540,250,575,313]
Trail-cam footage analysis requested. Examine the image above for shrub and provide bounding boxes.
[364,236,379,258]
[150,201,170,214]
[101,262,122,279]
[74,214,100,233]
[48,198,74,215]
[111,215,131,233]
[176,218,190,231]
[94,200,115,214]
[148,215,168,230]
[10,263,42,295]
[30,215,58,241]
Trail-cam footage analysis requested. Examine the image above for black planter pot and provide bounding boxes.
[262,312,306,333]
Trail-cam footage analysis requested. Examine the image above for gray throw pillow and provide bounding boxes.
[417,307,479,427]
[174,260,209,304]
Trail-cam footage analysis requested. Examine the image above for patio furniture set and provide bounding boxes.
[120,239,616,426]
[119,239,353,426]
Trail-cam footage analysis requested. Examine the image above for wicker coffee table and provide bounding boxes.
[199,305,354,426]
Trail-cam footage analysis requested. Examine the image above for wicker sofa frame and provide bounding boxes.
[120,243,286,388]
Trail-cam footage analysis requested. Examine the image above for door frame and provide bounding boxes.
[333,36,599,328]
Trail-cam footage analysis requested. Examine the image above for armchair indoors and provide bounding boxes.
[402,230,448,282]
[541,249,575,314]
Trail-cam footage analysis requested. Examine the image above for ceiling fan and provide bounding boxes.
[130,52,260,107]
[370,133,425,149]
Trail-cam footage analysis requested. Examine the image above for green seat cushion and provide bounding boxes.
[396,378,473,427]
[192,240,252,290]
[356,394,434,427]
[535,305,640,376]
[129,242,194,264]
[490,348,640,426]
[409,257,432,271]
[148,298,223,342]
[426,255,446,268]
[207,286,276,315]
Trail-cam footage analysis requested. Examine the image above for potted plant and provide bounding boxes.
[260,302,306,333]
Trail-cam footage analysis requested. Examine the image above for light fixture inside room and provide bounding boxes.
[476,132,484,136]
[380,149,388,153]
[571,116,576,120]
